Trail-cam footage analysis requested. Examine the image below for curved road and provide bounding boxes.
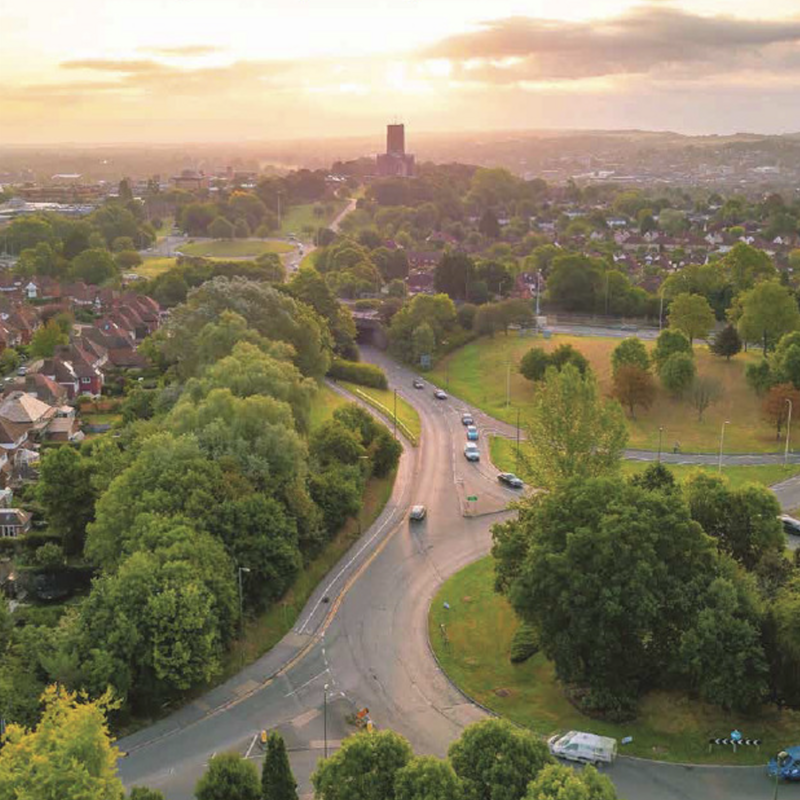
[118,346,774,800]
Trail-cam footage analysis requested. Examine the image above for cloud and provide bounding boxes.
[61,59,167,74]
[424,6,800,82]
[139,45,224,57]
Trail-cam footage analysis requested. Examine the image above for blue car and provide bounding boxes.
[768,747,800,782]
[466,425,479,441]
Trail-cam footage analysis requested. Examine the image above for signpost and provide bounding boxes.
[467,495,477,502]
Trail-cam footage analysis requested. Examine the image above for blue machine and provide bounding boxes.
[768,747,800,782]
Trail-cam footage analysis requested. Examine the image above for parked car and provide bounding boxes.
[461,413,474,426]
[409,505,427,521]
[464,443,480,462]
[780,515,800,536]
[16,366,26,376]
[413,378,424,389]
[466,425,479,441]
[768,747,800,782]
[548,731,617,765]
[498,473,524,488]
[434,389,448,400]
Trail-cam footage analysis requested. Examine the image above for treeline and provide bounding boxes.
[0,277,400,723]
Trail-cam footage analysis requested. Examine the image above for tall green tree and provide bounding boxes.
[30,319,69,358]
[667,292,716,344]
[524,764,618,800]
[653,328,692,372]
[611,336,650,374]
[0,686,124,800]
[737,280,800,356]
[261,732,297,800]
[394,756,463,800]
[434,252,475,300]
[448,719,552,800]
[520,365,627,489]
[720,242,776,293]
[711,324,742,361]
[311,730,413,800]
[69,248,118,285]
[195,753,261,800]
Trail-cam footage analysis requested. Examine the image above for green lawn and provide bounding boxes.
[180,239,293,258]
[309,384,349,430]
[134,257,177,279]
[431,334,795,454]
[489,435,800,491]
[82,413,122,426]
[280,201,347,240]
[339,381,421,443]
[430,557,800,765]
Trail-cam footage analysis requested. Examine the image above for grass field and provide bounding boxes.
[280,201,347,240]
[488,435,800,491]
[180,239,294,258]
[430,333,794,454]
[309,384,349,430]
[339,381,422,443]
[134,256,177,279]
[430,557,800,765]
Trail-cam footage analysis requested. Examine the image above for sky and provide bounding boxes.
[3,0,800,143]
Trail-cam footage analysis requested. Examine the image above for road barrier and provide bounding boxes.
[349,387,418,446]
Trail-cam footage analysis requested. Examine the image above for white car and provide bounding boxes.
[464,443,480,462]
[434,390,448,400]
[548,731,617,765]
[409,505,426,521]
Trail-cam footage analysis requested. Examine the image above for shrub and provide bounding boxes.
[370,429,402,477]
[328,359,388,390]
[509,622,540,663]
[660,352,696,396]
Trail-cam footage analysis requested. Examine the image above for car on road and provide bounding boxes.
[780,515,800,535]
[768,747,800,782]
[464,443,480,462]
[498,473,524,488]
[434,389,448,400]
[409,505,427,521]
[548,731,617,765]
[461,413,474,426]
[413,379,424,389]
[466,425,479,441]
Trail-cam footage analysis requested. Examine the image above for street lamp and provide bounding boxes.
[785,398,794,468]
[659,288,665,331]
[237,566,251,640]
[506,361,511,408]
[718,420,730,473]
[657,426,664,462]
[535,270,542,317]
[323,683,329,758]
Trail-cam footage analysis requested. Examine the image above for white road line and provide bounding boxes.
[244,733,259,759]
[284,669,330,698]
[295,507,400,634]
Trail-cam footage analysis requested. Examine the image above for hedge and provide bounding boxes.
[328,359,388,390]
[509,622,540,663]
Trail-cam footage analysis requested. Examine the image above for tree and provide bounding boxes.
[680,575,768,712]
[746,360,773,395]
[653,329,692,372]
[720,241,776,293]
[394,756,463,800]
[524,764,618,800]
[69,248,118,285]
[209,216,235,240]
[659,352,696,396]
[738,280,800,356]
[498,478,715,706]
[667,292,715,344]
[129,790,166,800]
[30,319,69,359]
[684,472,784,569]
[546,254,604,312]
[195,753,261,800]
[115,250,142,270]
[688,376,722,421]
[434,253,474,300]
[612,365,655,419]
[478,209,501,239]
[0,685,124,800]
[520,365,627,489]
[711,324,742,361]
[519,347,550,382]
[37,445,95,555]
[761,383,800,439]
[611,337,650,375]
[448,719,552,800]
[412,323,435,363]
[769,331,800,388]
[311,730,412,800]
[261,732,297,800]
[234,219,251,239]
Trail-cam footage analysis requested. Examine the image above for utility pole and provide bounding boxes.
[718,420,730,473]
[535,270,541,317]
[323,683,329,758]
[515,408,520,474]
[393,389,398,439]
[657,426,663,462]
[506,362,510,408]
[237,566,250,664]
[785,398,794,467]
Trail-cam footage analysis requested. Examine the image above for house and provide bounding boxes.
[405,252,441,270]
[0,508,31,539]
[407,271,435,294]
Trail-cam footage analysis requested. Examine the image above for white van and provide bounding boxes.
[548,731,617,765]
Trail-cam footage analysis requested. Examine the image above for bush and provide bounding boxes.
[564,685,638,724]
[509,622,540,663]
[660,352,696,396]
[328,358,388,390]
[370,429,402,477]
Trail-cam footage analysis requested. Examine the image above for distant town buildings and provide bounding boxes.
[376,124,415,178]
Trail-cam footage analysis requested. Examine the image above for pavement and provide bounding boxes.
[117,344,788,800]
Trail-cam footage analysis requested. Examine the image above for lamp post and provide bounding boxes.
[237,566,250,638]
[506,362,511,408]
[323,683,329,758]
[657,426,664,462]
[393,389,398,439]
[785,398,794,468]
[535,270,542,318]
[718,420,730,473]
[659,288,665,331]
[515,408,521,475]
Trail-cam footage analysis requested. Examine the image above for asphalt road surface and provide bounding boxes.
[118,345,778,800]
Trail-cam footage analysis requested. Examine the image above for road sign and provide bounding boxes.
[420,354,431,369]
[467,495,478,501]
[731,730,742,743]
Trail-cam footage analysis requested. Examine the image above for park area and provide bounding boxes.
[429,557,800,765]
[429,333,796,453]
[179,239,294,259]
[280,200,348,239]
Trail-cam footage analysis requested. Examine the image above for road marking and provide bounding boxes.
[244,733,259,759]
[284,669,329,697]
[291,708,321,728]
